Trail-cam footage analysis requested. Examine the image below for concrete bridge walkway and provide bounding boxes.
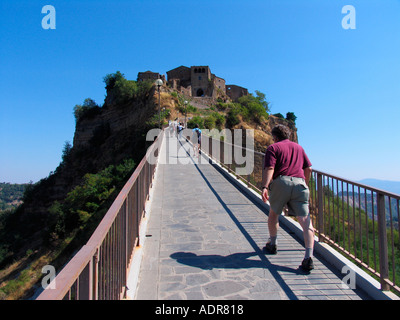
[131,134,369,300]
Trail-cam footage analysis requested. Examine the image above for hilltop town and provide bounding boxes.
[137,65,248,107]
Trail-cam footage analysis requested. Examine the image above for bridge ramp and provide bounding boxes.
[133,135,368,300]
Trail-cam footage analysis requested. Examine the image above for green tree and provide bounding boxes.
[238,93,268,124]
[103,71,153,105]
[48,159,135,239]
[273,113,284,119]
[254,90,270,113]
[204,116,216,129]
[212,112,226,130]
[225,103,243,128]
[137,80,154,98]
[103,71,124,90]
[114,78,138,103]
[73,98,100,122]
[286,112,297,124]
[187,116,204,129]
[61,141,72,163]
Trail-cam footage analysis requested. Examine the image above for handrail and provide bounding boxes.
[309,169,400,294]
[200,133,400,295]
[37,130,164,300]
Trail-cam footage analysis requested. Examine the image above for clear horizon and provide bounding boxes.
[1,0,399,184]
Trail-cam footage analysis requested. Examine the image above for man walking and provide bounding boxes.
[192,124,202,157]
[261,125,315,271]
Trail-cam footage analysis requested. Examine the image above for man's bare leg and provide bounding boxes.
[297,214,315,271]
[268,208,279,240]
[264,208,279,254]
[297,214,314,256]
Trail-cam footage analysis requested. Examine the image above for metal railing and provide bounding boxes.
[309,170,400,294]
[37,130,164,300]
[200,134,400,294]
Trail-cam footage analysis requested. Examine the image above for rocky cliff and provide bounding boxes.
[0,72,298,299]
[0,78,159,269]
[231,115,297,154]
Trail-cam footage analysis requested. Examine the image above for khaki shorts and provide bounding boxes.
[269,175,310,217]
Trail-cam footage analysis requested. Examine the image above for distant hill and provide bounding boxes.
[338,178,400,227]
[357,179,400,195]
[0,183,28,212]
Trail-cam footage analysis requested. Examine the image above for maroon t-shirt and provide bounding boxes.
[264,139,312,180]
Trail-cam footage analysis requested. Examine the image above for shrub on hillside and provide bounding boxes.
[187,116,204,129]
[204,116,216,129]
[103,71,153,105]
[73,98,101,123]
[47,159,135,240]
[286,112,297,124]
[238,93,269,124]
[225,103,243,128]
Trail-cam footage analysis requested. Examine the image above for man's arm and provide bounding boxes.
[262,166,274,189]
[262,166,274,203]
[303,166,312,186]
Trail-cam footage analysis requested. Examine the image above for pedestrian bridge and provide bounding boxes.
[37,130,400,300]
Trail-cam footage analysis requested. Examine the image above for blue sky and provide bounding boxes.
[1,0,399,184]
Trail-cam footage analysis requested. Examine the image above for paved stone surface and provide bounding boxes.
[134,134,369,300]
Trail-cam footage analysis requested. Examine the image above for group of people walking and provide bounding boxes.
[168,120,202,157]
[168,120,184,138]
[167,122,315,272]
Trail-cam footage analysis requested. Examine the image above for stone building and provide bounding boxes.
[166,65,247,101]
[226,84,248,101]
[137,71,165,82]
[166,66,191,88]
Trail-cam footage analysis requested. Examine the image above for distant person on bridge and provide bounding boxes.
[177,122,184,140]
[261,124,315,272]
[191,124,202,157]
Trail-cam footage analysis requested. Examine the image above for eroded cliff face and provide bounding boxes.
[1,76,300,299]
[72,86,157,169]
[12,85,159,248]
[9,83,297,259]
[232,115,298,154]
[0,84,163,300]
[21,83,297,219]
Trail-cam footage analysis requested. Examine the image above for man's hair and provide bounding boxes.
[271,125,291,141]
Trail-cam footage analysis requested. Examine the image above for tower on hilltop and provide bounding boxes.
[164,65,247,102]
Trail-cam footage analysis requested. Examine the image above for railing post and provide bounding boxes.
[317,173,324,241]
[125,196,129,281]
[78,258,92,300]
[88,256,94,300]
[93,248,99,300]
[377,192,390,291]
